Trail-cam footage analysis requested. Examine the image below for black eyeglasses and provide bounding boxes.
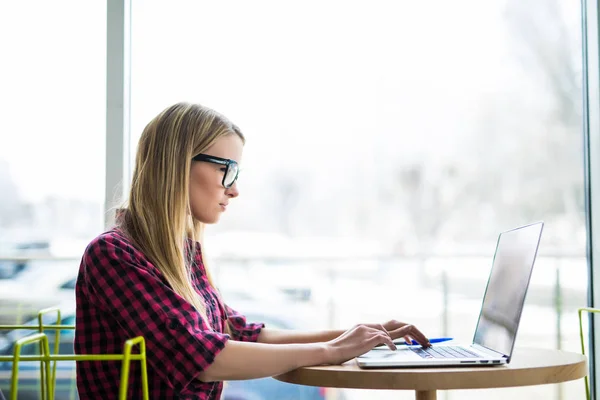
[192,154,240,189]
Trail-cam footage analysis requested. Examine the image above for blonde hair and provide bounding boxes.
[119,102,244,326]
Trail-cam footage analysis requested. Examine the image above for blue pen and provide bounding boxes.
[394,337,453,346]
[373,337,454,350]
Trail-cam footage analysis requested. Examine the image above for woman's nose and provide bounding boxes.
[225,182,239,198]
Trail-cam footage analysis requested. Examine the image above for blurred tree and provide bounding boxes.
[446,0,585,241]
[502,0,584,228]
[505,0,581,128]
[389,162,482,249]
[364,0,583,248]
[270,172,302,236]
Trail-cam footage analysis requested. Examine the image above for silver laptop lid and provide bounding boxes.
[472,222,544,360]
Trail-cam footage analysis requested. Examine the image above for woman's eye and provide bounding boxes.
[219,168,227,172]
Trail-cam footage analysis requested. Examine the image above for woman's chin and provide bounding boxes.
[194,213,221,225]
[206,214,222,224]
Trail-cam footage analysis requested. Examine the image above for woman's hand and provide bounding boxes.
[323,324,397,365]
[363,320,431,347]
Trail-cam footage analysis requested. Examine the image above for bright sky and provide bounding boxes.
[0,0,578,203]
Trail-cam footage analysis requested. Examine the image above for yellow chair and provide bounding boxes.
[0,307,149,400]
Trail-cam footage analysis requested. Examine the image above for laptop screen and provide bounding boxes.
[472,222,544,357]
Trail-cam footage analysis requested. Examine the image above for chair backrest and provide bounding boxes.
[0,307,149,400]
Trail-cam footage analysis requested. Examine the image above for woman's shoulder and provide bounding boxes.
[85,228,129,250]
[80,229,165,282]
[82,228,144,265]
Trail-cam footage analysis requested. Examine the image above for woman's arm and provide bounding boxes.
[197,340,328,382]
[256,320,431,346]
[198,324,397,382]
[257,328,345,344]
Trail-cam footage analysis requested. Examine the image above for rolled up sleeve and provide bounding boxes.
[224,304,265,342]
[81,236,229,392]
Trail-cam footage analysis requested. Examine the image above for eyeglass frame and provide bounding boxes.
[192,153,240,189]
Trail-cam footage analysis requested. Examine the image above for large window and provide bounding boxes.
[0,1,105,396]
[0,1,106,249]
[0,1,590,399]
[131,1,585,399]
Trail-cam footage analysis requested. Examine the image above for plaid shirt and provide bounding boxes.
[74,229,264,399]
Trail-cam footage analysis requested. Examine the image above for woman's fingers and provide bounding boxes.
[361,326,396,351]
[370,323,393,338]
[372,331,396,351]
[391,325,430,347]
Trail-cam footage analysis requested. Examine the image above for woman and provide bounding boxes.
[74,102,430,399]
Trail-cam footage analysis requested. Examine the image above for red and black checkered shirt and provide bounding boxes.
[74,229,264,399]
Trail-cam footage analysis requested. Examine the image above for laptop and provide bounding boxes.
[357,221,544,368]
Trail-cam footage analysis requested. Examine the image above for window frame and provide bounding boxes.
[583,0,600,397]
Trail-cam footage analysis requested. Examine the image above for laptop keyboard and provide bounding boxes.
[410,345,482,359]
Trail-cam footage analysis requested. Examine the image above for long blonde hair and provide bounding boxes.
[119,102,244,324]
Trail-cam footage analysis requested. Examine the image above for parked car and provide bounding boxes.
[0,260,77,325]
[0,299,341,400]
[0,260,26,280]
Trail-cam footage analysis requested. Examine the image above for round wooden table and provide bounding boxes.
[274,348,587,400]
